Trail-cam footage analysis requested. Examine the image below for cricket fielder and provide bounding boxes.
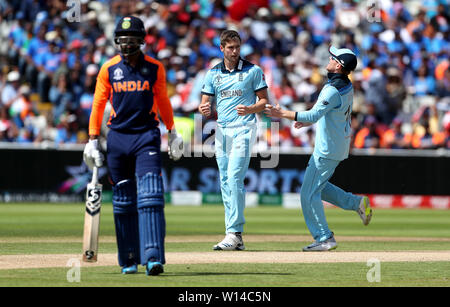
[83,16,183,275]
[198,30,269,250]
[265,46,372,251]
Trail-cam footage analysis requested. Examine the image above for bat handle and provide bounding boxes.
[91,166,99,185]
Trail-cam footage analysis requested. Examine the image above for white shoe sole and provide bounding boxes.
[213,244,245,251]
[359,196,373,226]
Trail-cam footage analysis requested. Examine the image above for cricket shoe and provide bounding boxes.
[302,234,337,252]
[146,261,164,276]
[121,264,138,274]
[213,233,245,251]
[357,196,373,226]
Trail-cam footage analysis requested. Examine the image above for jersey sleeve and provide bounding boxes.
[253,66,268,92]
[201,69,215,96]
[89,63,111,136]
[295,86,340,123]
[153,61,174,131]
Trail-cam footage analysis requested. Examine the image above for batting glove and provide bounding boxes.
[83,139,104,170]
[168,129,183,161]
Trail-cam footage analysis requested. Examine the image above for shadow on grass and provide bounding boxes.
[164,272,293,277]
[101,272,292,277]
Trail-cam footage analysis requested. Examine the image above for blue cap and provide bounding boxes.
[114,16,146,38]
[329,45,358,71]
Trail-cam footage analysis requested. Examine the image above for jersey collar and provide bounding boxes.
[221,58,244,73]
[327,72,351,91]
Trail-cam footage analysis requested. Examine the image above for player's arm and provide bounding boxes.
[199,69,215,117]
[264,103,296,120]
[152,60,184,160]
[153,62,174,131]
[236,66,269,116]
[235,88,268,116]
[84,64,110,169]
[88,64,111,139]
[199,94,213,117]
[265,87,339,123]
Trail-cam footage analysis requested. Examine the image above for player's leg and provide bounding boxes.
[107,130,140,273]
[134,128,165,275]
[112,179,139,274]
[226,125,256,234]
[213,126,234,250]
[322,182,372,225]
[214,125,256,251]
[300,155,339,249]
[215,125,231,224]
[321,182,361,211]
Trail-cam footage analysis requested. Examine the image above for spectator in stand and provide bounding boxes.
[1,70,20,109]
[307,1,334,46]
[381,116,411,149]
[24,23,48,91]
[272,75,297,105]
[49,74,74,123]
[78,64,98,127]
[354,116,384,149]
[7,13,26,66]
[67,39,84,70]
[430,3,449,33]
[435,60,449,98]
[442,112,450,149]
[35,37,63,102]
[363,63,391,124]
[411,121,445,149]
[8,84,33,129]
[413,65,436,96]
[412,105,440,137]
[54,112,78,144]
[0,106,12,141]
[385,67,407,120]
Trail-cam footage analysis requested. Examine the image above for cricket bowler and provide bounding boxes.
[198,30,269,251]
[83,16,183,275]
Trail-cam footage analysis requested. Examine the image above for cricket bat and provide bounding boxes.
[82,166,102,262]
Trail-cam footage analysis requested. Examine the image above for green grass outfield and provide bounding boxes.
[0,203,449,287]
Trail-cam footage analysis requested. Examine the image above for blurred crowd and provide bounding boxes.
[0,0,448,150]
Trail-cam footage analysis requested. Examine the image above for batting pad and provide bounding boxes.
[137,172,166,265]
[112,179,140,267]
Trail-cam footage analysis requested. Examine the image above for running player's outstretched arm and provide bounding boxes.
[264,87,339,123]
[295,88,340,123]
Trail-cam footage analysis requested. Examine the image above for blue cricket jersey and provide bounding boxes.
[296,73,354,161]
[201,58,267,127]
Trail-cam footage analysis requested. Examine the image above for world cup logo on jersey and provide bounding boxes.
[113,68,124,81]
[215,75,222,85]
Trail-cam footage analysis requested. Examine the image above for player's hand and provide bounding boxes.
[199,101,211,117]
[83,139,104,170]
[294,122,312,129]
[168,129,183,161]
[235,104,249,116]
[264,103,283,118]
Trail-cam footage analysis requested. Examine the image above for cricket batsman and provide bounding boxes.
[83,16,183,275]
[265,46,372,251]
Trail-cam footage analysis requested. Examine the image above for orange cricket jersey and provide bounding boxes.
[89,53,174,136]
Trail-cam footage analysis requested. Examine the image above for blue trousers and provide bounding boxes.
[300,154,362,243]
[215,124,257,233]
[107,128,165,266]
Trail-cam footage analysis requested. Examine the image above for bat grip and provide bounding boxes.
[91,166,99,185]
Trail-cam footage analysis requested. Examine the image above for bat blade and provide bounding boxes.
[82,180,102,262]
